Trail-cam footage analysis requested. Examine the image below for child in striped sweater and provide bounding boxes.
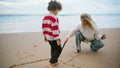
[42,1,62,68]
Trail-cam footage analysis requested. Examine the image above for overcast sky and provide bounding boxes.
[0,0,120,14]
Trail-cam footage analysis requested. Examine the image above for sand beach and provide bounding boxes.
[0,28,120,68]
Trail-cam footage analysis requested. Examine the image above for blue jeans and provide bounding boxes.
[75,32,104,52]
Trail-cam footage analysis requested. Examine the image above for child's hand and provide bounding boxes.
[57,39,61,46]
[65,38,69,42]
[44,37,48,42]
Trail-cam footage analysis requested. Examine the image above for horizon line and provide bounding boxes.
[0,13,120,15]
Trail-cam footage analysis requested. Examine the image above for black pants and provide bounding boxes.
[48,40,62,64]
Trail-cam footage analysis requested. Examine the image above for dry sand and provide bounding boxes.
[0,28,120,68]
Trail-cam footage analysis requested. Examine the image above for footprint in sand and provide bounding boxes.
[60,60,81,68]
[33,45,37,47]
[18,57,23,60]
[16,51,20,56]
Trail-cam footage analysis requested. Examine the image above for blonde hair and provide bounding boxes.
[81,13,96,30]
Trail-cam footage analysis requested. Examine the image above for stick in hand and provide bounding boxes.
[62,38,68,50]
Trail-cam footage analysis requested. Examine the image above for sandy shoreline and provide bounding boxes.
[0,28,120,68]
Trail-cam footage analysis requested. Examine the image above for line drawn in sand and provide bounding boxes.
[9,58,50,68]
[9,54,81,68]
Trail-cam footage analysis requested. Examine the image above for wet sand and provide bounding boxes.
[0,28,120,68]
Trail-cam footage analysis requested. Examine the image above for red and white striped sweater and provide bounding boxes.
[42,13,60,41]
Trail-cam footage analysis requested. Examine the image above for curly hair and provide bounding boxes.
[47,0,62,11]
